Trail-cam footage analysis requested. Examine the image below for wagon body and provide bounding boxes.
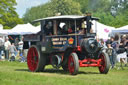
[25,14,110,75]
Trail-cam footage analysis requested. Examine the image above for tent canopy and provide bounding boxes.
[112,29,128,33]
[8,23,41,35]
[112,25,128,34]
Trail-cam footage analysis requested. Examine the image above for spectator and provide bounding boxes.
[14,37,19,56]
[18,38,24,57]
[106,35,119,68]
[106,37,112,46]
[111,35,119,68]
[14,37,19,50]
[99,39,107,48]
[0,36,4,60]
[9,43,17,61]
[116,35,128,65]
[18,37,26,62]
[106,41,113,68]
[4,37,11,60]
[125,35,128,58]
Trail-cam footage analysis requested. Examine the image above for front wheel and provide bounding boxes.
[99,51,110,74]
[68,53,79,75]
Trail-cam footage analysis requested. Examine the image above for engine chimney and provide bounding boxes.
[86,13,92,33]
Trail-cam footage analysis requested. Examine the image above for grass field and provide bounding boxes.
[0,61,128,85]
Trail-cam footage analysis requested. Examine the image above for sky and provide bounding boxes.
[15,0,49,18]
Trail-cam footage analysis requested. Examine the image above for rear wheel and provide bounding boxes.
[68,53,79,75]
[99,51,110,74]
[27,45,46,72]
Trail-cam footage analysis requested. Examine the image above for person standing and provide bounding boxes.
[9,43,17,61]
[106,42,113,68]
[4,37,11,60]
[14,37,19,56]
[18,37,25,62]
[18,38,23,57]
[99,39,107,48]
[111,35,119,68]
[0,36,4,60]
[14,37,19,50]
[117,35,128,65]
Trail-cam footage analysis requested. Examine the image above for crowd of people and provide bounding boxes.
[99,34,128,69]
[0,36,25,62]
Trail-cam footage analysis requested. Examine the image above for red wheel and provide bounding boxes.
[99,51,110,74]
[68,53,79,75]
[27,45,46,72]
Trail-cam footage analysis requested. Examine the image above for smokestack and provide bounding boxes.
[86,13,92,33]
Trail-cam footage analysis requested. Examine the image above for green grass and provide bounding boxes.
[0,61,128,85]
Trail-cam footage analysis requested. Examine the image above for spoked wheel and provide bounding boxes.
[99,51,110,74]
[68,53,79,75]
[27,45,46,72]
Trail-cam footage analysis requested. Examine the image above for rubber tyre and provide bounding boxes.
[68,53,79,75]
[99,51,110,74]
[27,45,46,72]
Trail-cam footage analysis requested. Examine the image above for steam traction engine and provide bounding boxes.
[25,14,110,75]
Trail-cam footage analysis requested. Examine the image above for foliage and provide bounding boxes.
[94,12,128,28]
[23,0,128,28]
[23,0,82,24]
[73,0,111,13]
[87,0,128,28]
[73,0,89,13]
[0,0,23,29]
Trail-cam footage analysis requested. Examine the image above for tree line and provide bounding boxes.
[1,0,128,29]
[22,0,128,27]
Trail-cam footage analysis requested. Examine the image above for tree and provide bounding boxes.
[73,0,111,13]
[49,0,81,15]
[108,0,128,27]
[73,0,89,13]
[23,0,82,24]
[0,0,23,29]
[23,3,51,24]
[23,0,128,28]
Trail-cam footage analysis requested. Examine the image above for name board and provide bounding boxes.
[52,37,68,45]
